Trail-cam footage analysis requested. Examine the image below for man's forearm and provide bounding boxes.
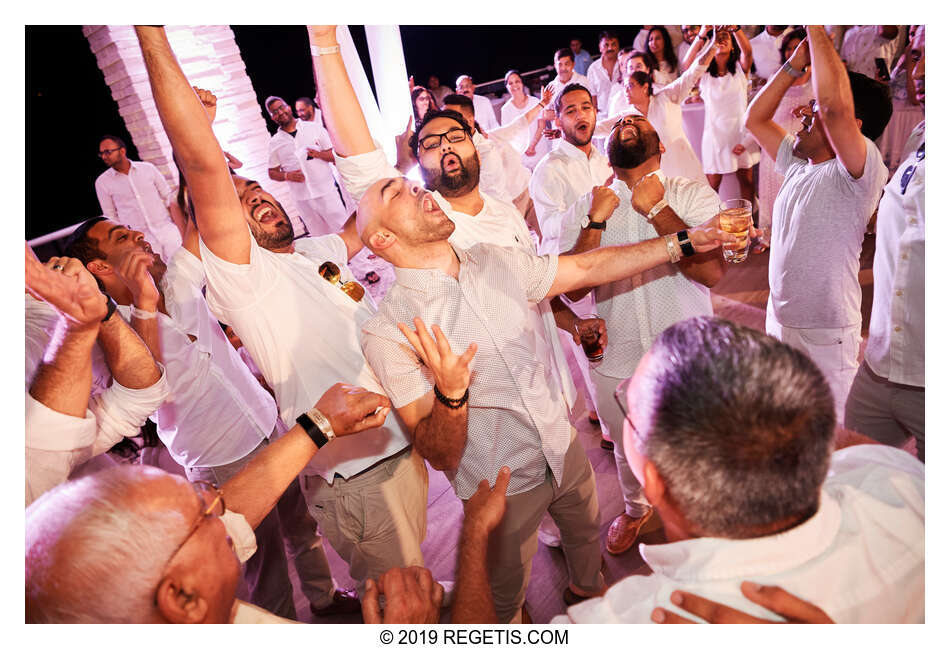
[97,314,162,389]
[413,401,468,472]
[450,524,498,624]
[308,27,376,156]
[650,207,724,287]
[550,296,579,332]
[550,236,669,297]
[745,65,795,134]
[29,322,97,418]
[222,424,318,530]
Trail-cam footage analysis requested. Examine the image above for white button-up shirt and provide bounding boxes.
[865,121,924,387]
[529,140,612,255]
[559,172,718,379]
[471,93,500,131]
[547,71,593,101]
[25,295,170,505]
[94,161,181,258]
[552,445,924,623]
[362,243,569,500]
[586,57,622,116]
[749,28,790,79]
[268,122,338,201]
[199,231,410,482]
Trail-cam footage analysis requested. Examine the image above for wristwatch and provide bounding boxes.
[581,214,607,230]
[782,61,806,78]
[296,407,337,448]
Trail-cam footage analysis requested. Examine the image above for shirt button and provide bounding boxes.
[902,253,909,260]
[894,326,902,332]
[896,290,903,297]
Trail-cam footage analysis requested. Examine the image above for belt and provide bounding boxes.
[331,445,412,481]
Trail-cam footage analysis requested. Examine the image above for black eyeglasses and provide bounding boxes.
[419,127,468,151]
[98,147,122,157]
[900,141,925,195]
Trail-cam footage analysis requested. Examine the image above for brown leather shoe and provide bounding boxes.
[606,508,653,555]
[310,589,361,616]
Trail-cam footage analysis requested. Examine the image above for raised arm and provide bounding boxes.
[807,26,868,178]
[744,38,810,162]
[734,26,754,74]
[308,25,375,157]
[679,24,714,74]
[135,26,249,264]
[548,219,733,298]
[661,35,717,104]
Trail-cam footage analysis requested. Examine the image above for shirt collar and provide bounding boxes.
[392,242,471,292]
[640,489,842,582]
[555,139,594,162]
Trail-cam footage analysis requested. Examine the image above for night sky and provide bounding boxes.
[25,25,644,240]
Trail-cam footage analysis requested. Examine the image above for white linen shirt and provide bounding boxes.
[471,93,500,131]
[94,161,180,255]
[361,243,569,500]
[268,126,320,202]
[559,172,718,379]
[25,295,169,505]
[749,28,790,79]
[552,445,924,623]
[199,230,410,482]
[147,249,277,469]
[864,121,924,386]
[769,134,888,328]
[586,57,622,115]
[294,119,340,198]
[529,140,613,255]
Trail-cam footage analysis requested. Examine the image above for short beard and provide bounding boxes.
[607,128,661,169]
[421,152,480,198]
[250,201,294,250]
[563,124,593,148]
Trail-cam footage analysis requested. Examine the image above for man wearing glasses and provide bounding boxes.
[135,27,429,605]
[94,135,187,261]
[557,113,725,558]
[744,26,891,423]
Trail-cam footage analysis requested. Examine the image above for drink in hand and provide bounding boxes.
[719,199,752,263]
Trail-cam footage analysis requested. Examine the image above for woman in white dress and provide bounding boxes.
[699,26,759,205]
[602,35,718,184]
[500,69,549,170]
[756,28,813,252]
[644,26,679,88]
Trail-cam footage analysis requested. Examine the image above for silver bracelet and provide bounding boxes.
[645,198,669,222]
[664,234,682,264]
[130,305,158,320]
[310,44,341,57]
[306,407,336,442]
[781,61,805,78]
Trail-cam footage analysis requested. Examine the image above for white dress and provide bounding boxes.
[758,82,814,230]
[500,93,549,169]
[699,69,760,174]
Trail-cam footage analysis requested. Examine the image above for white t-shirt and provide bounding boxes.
[199,231,410,482]
[769,134,888,329]
[553,445,924,623]
[749,28,790,79]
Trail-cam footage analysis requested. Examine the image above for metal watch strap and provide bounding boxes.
[782,61,805,78]
[296,407,336,448]
[645,198,668,222]
[676,229,696,257]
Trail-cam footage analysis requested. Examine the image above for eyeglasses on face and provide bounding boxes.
[157,480,225,587]
[419,127,468,151]
[319,261,365,302]
[98,147,122,157]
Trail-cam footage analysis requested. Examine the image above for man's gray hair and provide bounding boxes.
[264,95,286,113]
[455,75,473,87]
[26,465,189,623]
[632,316,836,538]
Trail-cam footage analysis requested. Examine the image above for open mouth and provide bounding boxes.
[441,153,462,173]
[253,202,281,224]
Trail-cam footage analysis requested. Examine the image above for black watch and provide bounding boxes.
[676,230,695,257]
[101,295,118,322]
[582,215,607,230]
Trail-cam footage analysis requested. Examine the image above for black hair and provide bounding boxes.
[644,26,678,71]
[408,109,473,157]
[99,134,126,150]
[411,86,440,122]
[555,47,574,62]
[780,28,807,63]
[554,83,593,114]
[63,217,109,266]
[628,70,654,97]
[295,96,316,108]
[441,93,474,113]
[708,33,740,77]
[629,50,655,72]
[598,29,619,43]
[848,71,893,140]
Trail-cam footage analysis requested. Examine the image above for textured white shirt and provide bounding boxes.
[559,172,718,379]
[94,161,181,256]
[471,93,500,131]
[25,295,170,505]
[553,445,924,623]
[361,243,568,500]
[769,134,888,328]
[840,26,895,80]
[864,121,924,386]
[199,231,410,482]
[529,140,612,255]
[749,28,790,79]
[143,249,277,469]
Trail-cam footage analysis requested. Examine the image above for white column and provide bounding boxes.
[365,25,412,162]
[83,24,305,233]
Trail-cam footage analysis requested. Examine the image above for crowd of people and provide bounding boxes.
[25,24,924,625]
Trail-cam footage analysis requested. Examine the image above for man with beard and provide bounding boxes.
[744,27,891,423]
[61,215,359,619]
[266,95,349,236]
[306,23,734,623]
[135,26,430,609]
[559,114,725,557]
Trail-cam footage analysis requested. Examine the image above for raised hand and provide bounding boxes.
[395,115,415,172]
[113,248,161,311]
[192,86,217,124]
[788,37,811,71]
[631,173,665,217]
[314,382,391,436]
[651,582,834,624]
[27,245,108,328]
[686,214,738,253]
[463,466,511,536]
[541,85,554,107]
[363,566,444,624]
[398,318,477,400]
[590,184,621,222]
